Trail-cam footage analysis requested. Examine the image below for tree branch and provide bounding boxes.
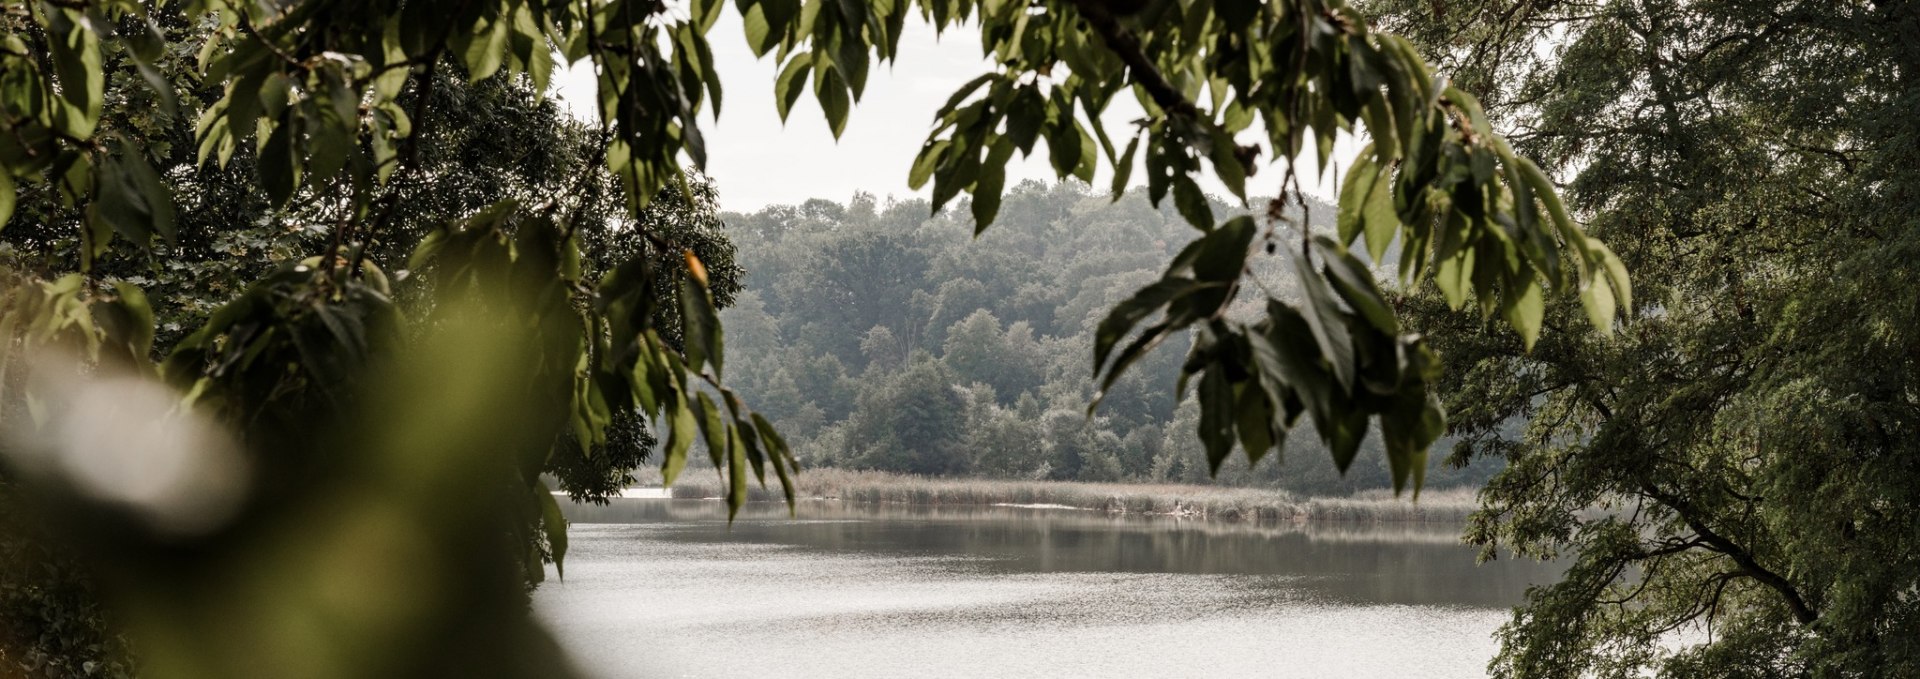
[1066,0,1200,120]
[1638,480,1819,624]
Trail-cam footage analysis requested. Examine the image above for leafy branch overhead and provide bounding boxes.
[1,0,788,522]
[0,0,1626,512]
[727,0,1630,492]
[886,0,1634,491]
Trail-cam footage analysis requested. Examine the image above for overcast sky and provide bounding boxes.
[553,13,1359,214]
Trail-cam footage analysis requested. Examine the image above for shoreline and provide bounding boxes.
[647,468,1482,526]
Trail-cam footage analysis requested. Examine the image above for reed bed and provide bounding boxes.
[662,468,1480,524]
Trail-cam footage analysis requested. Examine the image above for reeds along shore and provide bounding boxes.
[659,468,1481,524]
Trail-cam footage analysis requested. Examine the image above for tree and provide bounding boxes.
[1363,0,1920,675]
[842,358,970,476]
[0,0,1629,676]
[790,227,930,366]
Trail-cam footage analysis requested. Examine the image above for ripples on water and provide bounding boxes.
[534,500,1558,678]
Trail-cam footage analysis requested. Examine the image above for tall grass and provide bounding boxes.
[662,468,1480,524]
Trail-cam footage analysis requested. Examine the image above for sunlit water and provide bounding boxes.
[534,499,1558,678]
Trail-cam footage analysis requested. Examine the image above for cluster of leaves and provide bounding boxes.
[1,2,179,271]
[1,0,787,528]
[2,3,768,673]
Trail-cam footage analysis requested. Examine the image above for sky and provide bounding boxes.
[552,13,1360,214]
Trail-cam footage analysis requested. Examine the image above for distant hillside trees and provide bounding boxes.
[719,181,1504,496]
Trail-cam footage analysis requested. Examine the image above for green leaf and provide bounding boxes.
[679,276,724,378]
[259,119,298,207]
[1293,251,1357,394]
[695,391,728,469]
[1361,163,1398,263]
[727,425,748,520]
[465,15,509,81]
[752,413,796,514]
[1379,388,1445,495]
[46,9,103,139]
[1433,248,1474,310]
[1503,278,1544,350]
[1362,95,1400,164]
[1515,156,1583,249]
[1006,87,1046,155]
[1323,406,1369,474]
[1580,274,1616,337]
[1196,364,1235,474]
[936,74,996,119]
[1234,381,1278,467]
[1092,277,1209,374]
[742,2,774,55]
[1092,318,1180,408]
[1047,119,1083,179]
[120,146,176,246]
[1208,129,1247,200]
[971,137,1014,234]
[90,158,151,249]
[1596,242,1632,317]
[106,281,155,361]
[1172,175,1213,230]
[1337,153,1379,246]
[909,139,948,190]
[693,0,726,32]
[1146,137,1172,206]
[0,171,13,230]
[774,57,811,122]
[1317,237,1398,334]
[1110,135,1140,201]
[1190,215,1257,282]
[816,67,851,139]
[662,397,697,484]
[1074,125,1098,184]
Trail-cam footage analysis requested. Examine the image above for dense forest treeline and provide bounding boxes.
[713,181,1502,496]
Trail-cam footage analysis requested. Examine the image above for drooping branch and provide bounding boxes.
[1638,481,1820,624]
[1066,0,1201,120]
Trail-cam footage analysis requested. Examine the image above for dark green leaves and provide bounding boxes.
[1091,214,1461,493]
[815,66,852,139]
[679,262,725,379]
[1196,363,1236,473]
[45,7,104,140]
[1090,216,1255,403]
[971,137,1015,233]
[0,171,13,229]
[1336,152,1397,263]
[88,143,177,253]
[1172,176,1214,231]
[1318,237,1397,334]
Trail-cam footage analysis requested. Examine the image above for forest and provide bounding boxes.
[715,184,1505,493]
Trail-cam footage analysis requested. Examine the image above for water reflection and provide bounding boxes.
[561,499,1550,608]
[539,499,1558,678]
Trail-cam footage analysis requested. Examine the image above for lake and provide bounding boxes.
[534,499,1558,678]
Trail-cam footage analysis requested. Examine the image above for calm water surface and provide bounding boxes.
[534,499,1557,678]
